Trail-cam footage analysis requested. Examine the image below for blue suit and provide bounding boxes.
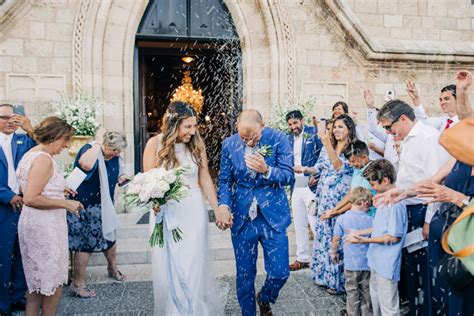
[0,133,35,312]
[288,125,322,190]
[218,127,294,315]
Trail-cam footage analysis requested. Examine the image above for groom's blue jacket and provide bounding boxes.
[218,127,294,235]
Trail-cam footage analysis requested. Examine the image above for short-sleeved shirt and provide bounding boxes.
[367,203,408,281]
[334,210,373,271]
[350,164,377,217]
[75,144,120,207]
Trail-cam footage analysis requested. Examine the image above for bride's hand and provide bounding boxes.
[153,205,161,215]
[215,205,233,230]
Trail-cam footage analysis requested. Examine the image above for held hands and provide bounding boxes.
[245,152,268,174]
[64,200,84,217]
[215,205,233,231]
[294,165,306,174]
[405,80,421,106]
[9,195,23,213]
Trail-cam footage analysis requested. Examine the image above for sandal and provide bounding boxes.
[325,288,338,295]
[107,268,127,281]
[70,284,96,298]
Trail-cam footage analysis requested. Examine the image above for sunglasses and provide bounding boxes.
[382,114,403,132]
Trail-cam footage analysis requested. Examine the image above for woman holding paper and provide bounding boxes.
[16,117,82,315]
[67,128,128,298]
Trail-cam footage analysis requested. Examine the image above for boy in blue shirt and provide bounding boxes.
[321,140,376,220]
[332,187,374,316]
[347,159,408,316]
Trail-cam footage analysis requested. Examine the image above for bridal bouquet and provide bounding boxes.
[124,167,189,247]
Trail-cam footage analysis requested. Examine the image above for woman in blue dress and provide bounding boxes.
[304,115,356,294]
[67,129,128,298]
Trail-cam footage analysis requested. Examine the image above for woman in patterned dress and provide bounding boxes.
[304,115,356,294]
[17,117,82,316]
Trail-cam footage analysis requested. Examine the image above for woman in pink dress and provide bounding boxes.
[16,117,83,316]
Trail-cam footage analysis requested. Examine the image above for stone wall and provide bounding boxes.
[0,0,473,171]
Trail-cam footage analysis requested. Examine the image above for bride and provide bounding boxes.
[142,101,222,315]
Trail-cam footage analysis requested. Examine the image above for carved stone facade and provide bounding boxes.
[0,0,473,171]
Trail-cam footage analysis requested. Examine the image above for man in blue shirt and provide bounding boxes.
[333,187,374,316]
[286,110,322,271]
[347,159,408,316]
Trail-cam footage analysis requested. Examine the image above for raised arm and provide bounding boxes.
[456,70,473,119]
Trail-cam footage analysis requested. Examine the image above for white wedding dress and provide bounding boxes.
[150,140,224,315]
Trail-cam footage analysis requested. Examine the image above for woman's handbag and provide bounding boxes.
[439,117,474,165]
[438,202,474,293]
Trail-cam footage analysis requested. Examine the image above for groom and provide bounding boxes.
[217,110,294,316]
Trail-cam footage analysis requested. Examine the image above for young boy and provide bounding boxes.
[347,159,408,316]
[332,187,374,316]
[322,140,376,220]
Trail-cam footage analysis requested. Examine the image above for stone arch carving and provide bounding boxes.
[72,0,293,169]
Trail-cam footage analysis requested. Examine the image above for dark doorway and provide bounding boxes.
[134,0,242,175]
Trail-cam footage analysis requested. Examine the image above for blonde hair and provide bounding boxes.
[155,101,205,170]
[349,187,373,206]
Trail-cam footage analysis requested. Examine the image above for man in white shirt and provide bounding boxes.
[377,99,451,316]
[0,104,35,314]
[406,81,459,131]
[286,110,322,271]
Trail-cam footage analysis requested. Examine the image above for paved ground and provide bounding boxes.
[13,270,345,315]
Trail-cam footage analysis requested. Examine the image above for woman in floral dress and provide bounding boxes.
[304,115,356,294]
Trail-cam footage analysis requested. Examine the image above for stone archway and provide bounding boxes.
[72,0,296,172]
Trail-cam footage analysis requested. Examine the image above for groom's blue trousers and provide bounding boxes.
[231,213,289,316]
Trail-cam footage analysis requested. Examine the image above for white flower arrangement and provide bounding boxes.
[54,94,101,136]
[268,98,317,134]
[124,167,189,247]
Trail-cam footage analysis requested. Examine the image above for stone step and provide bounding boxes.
[83,256,299,284]
[89,231,299,266]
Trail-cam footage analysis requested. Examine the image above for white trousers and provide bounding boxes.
[370,270,400,316]
[291,186,316,263]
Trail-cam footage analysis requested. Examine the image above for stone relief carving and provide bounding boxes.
[72,0,92,96]
[6,73,66,101]
[301,81,347,116]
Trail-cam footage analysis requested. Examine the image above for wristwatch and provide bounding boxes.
[461,196,472,208]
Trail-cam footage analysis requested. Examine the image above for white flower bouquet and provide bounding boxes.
[54,94,101,136]
[124,167,189,247]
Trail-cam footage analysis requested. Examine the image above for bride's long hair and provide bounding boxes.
[155,101,205,169]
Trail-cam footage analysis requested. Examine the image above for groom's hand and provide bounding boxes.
[216,205,233,230]
[245,153,268,174]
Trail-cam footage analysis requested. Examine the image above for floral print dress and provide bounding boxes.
[310,147,353,293]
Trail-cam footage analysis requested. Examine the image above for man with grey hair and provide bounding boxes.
[217,109,294,315]
[376,99,450,316]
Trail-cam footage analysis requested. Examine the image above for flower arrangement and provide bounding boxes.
[268,98,317,134]
[54,94,101,136]
[257,145,273,157]
[124,167,189,247]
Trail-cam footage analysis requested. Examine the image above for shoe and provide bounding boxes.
[325,288,338,295]
[107,268,127,281]
[256,291,272,316]
[340,309,348,316]
[289,260,310,271]
[70,284,96,298]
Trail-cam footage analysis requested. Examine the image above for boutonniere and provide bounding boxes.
[16,140,23,145]
[257,145,273,157]
[302,132,311,140]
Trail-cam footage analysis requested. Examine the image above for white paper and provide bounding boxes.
[403,228,428,253]
[66,167,87,191]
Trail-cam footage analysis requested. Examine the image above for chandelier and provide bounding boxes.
[171,70,204,114]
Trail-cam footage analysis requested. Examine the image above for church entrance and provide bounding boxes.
[134,0,242,175]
